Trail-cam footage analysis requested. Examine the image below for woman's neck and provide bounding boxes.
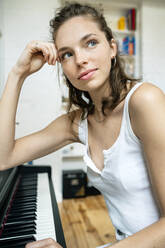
[89,82,111,113]
[88,82,111,123]
[88,81,135,123]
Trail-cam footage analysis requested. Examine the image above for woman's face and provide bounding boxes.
[55,16,116,93]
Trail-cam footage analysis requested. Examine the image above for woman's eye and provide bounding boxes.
[87,40,97,47]
[61,52,72,61]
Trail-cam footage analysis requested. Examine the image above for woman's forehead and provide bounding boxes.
[55,16,102,47]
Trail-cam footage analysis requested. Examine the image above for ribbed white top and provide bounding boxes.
[79,83,160,240]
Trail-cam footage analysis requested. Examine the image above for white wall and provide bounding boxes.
[1,0,63,202]
[141,1,165,91]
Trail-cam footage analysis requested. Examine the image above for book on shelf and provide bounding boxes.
[118,36,135,55]
[127,8,136,31]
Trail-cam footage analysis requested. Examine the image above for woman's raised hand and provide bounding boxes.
[13,41,58,78]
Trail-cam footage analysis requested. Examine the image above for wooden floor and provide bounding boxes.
[58,195,116,248]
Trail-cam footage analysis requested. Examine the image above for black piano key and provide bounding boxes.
[8,209,36,217]
[17,184,37,189]
[18,184,37,188]
[1,245,30,248]
[15,192,37,198]
[8,207,36,215]
[13,200,37,206]
[3,222,36,231]
[22,181,37,185]
[15,191,37,198]
[11,197,37,203]
[1,240,35,248]
[8,206,36,215]
[0,234,36,244]
[17,183,37,189]
[11,203,37,209]
[8,210,37,218]
[6,214,36,222]
[2,228,36,238]
[10,206,37,213]
[18,183,37,188]
[7,211,37,219]
[14,193,37,199]
[11,202,37,208]
[13,192,37,198]
[4,219,35,227]
[15,191,37,196]
[1,227,36,238]
[17,183,37,188]
[0,241,36,248]
[8,207,37,215]
[16,189,37,194]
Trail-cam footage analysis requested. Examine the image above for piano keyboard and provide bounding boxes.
[0,171,56,248]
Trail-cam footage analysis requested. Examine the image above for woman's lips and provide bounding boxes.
[78,69,97,80]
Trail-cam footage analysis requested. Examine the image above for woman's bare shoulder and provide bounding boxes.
[128,82,165,140]
[129,82,165,111]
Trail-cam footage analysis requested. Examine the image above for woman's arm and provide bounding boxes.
[109,82,165,248]
[0,41,79,170]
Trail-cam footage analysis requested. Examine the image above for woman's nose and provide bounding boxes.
[75,50,88,66]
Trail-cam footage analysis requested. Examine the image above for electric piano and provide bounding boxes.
[0,165,66,248]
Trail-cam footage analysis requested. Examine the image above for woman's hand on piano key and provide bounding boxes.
[25,238,63,248]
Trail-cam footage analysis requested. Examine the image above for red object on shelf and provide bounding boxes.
[131,8,136,30]
[127,8,136,30]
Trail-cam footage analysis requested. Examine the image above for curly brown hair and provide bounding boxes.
[50,2,139,119]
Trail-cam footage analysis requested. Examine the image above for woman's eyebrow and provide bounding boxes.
[58,33,97,53]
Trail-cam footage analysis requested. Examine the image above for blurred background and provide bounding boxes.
[0,0,165,202]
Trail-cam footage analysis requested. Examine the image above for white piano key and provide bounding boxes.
[34,173,56,241]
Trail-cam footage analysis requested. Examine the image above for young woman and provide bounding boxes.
[0,2,165,248]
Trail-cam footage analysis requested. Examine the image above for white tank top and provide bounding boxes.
[78,83,160,240]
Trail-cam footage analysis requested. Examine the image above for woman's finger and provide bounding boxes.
[49,43,58,65]
[25,238,62,248]
[40,43,57,65]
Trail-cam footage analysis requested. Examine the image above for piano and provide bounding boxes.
[0,165,67,248]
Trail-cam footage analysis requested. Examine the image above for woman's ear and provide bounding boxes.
[109,38,117,58]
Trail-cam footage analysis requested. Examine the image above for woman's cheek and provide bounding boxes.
[62,68,74,83]
[63,62,75,80]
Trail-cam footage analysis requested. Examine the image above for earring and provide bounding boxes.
[112,56,116,67]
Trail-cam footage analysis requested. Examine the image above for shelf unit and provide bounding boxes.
[102,1,141,78]
[113,29,137,77]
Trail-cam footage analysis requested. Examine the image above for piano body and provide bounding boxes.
[0,165,66,248]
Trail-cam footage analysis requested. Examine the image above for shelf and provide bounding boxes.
[61,143,84,160]
[113,29,136,35]
[119,54,135,59]
[62,155,83,160]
